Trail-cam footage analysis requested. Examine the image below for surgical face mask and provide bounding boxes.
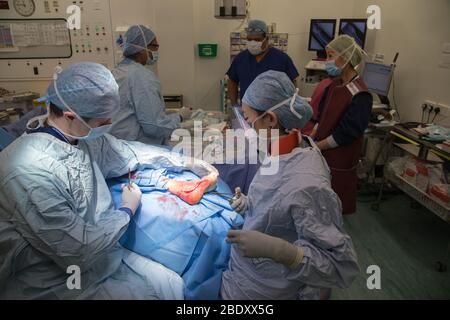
[325,44,357,77]
[50,67,112,141]
[250,88,303,130]
[146,50,159,65]
[246,40,264,56]
[70,124,112,140]
[325,60,342,77]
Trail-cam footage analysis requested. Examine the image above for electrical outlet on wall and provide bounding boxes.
[437,103,450,117]
[422,100,450,123]
[424,100,437,109]
[442,43,450,54]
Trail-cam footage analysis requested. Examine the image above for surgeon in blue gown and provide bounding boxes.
[222,71,360,300]
[109,25,191,145]
[0,62,218,300]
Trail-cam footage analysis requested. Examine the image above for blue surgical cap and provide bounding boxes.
[122,25,156,57]
[242,70,313,130]
[46,62,119,119]
[246,20,268,36]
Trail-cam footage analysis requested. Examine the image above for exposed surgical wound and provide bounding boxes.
[166,172,218,205]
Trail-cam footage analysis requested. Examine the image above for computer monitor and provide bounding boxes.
[339,19,368,49]
[308,19,337,52]
[362,62,394,97]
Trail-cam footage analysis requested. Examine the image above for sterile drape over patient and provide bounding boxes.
[108,168,243,300]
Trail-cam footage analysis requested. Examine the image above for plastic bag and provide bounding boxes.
[386,156,408,175]
[415,161,429,192]
[403,157,418,185]
[429,184,450,207]
[428,164,445,187]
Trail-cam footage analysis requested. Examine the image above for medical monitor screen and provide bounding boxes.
[362,62,394,96]
[308,19,336,52]
[339,19,368,49]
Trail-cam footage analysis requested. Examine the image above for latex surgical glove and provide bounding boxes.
[230,187,247,214]
[120,183,142,215]
[226,230,304,270]
[179,106,193,122]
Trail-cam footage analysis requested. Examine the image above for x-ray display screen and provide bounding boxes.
[339,19,368,49]
[308,19,336,52]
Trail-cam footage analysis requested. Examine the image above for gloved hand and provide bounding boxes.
[230,187,247,214]
[226,230,304,270]
[179,107,193,122]
[120,183,142,215]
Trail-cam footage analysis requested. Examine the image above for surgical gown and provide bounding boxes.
[110,58,181,145]
[0,132,201,300]
[221,145,360,300]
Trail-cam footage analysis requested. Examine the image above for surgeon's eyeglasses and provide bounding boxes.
[246,28,265,34]
[148,43,160,50]
[245,28,267,37]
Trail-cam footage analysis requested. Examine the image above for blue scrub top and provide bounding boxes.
[227,47,300,100]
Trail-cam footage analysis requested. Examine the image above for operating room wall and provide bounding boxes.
[352,0,450,124]
[193,0,450,124]
[0,0,197,106]
[2,0,449,123]
[140,0,196,107]
[192,0,357,110]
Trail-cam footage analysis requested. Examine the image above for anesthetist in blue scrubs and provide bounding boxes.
[218,20,300,194]
[227,19,299,107]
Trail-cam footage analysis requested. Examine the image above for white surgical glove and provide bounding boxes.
[226,230,304,270]
[179,107,193,122]
[230,187,248,214]
[120,183,142,215]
